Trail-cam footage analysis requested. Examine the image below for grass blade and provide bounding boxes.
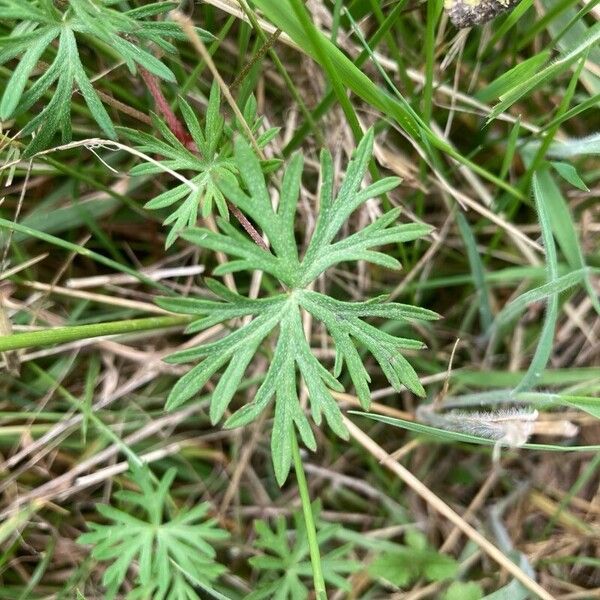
[513,174,560,393]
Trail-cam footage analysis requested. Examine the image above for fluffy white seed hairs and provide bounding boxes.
[417,405,539,462]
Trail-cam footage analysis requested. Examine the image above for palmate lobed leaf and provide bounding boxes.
[158,128,437,485]
[0,0,212,156]
[78,465,228,599]
[189,129,433,287]
[246,503,361,599]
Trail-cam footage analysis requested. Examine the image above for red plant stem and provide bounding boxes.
[139,67,194,149]
[228,203,269,251]
[139,68,268,251]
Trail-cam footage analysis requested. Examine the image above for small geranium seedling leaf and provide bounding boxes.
[121,90,279,247]
[247,503,361,599]
[77,465,228,597]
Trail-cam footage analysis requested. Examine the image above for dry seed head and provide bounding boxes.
[435,407,537,443]
[445,0,520,28]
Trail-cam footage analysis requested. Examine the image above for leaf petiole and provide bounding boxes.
[292,432,327,599]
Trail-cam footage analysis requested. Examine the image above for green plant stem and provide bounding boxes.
[0,315,191,352]
[292,433,327,600]
[423,0,442,124]
[287,0,390,206]
[283,0,409,155]
[288,0,361,141]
